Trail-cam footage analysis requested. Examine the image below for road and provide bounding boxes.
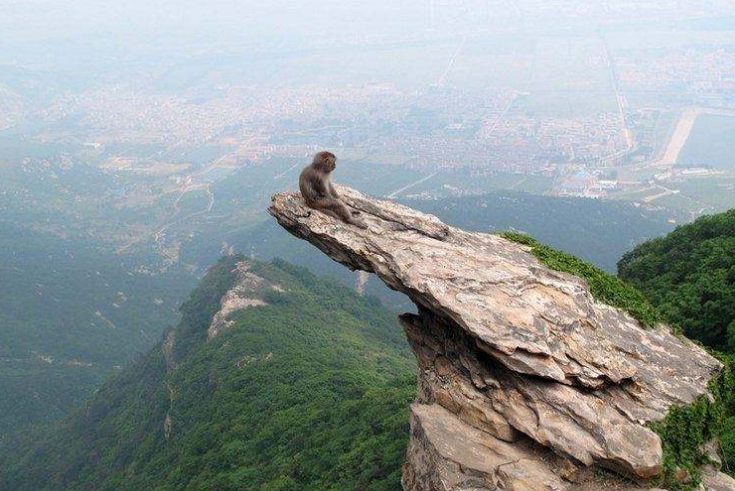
[274,160,302,180]
[482,92,518,138]
[387,172,438,199]
[435,35,467,87]
[152,184,215,263]
[641,185,679,204]
[602,35,634,161]
[116,145,236,256]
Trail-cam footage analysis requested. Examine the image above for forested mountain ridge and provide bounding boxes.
[619,208,735,350]
[0,256,416,491]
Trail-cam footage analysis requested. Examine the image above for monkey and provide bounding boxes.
[299,151,367,229]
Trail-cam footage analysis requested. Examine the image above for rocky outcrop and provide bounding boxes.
[208,262,272,339]
[269,187,728,490]
[704,467,735,491]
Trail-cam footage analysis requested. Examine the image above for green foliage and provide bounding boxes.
[0,257,416,491]
[651,354,735,490]
[618,209,735,487]
[501,232,664,329]
[619,209,735,349]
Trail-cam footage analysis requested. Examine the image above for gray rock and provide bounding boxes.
[402,403,566,491]
[269,188,723,484]
[402,310,662,479]
[703,466,735,491]
[702,441,723,469]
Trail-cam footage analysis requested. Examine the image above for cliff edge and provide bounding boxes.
[269,187,731,491]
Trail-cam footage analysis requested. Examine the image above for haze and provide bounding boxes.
[1,0,735,444]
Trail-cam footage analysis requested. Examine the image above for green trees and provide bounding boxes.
[619,209,735,349]
[0,223,197,440]
[618,209,735,483]
[0,257,415,491]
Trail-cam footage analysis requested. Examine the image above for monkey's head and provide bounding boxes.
[312,151,337,173]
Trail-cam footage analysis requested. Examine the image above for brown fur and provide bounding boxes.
[299,151,366,228]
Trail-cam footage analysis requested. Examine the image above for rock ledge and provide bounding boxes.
[269,187,725,490]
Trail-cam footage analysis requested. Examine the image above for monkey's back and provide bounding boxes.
[299,165,317,206]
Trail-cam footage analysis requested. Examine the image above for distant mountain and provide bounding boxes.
[0,257,415,491]
[619,208,735,350]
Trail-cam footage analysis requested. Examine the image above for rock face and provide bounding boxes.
[269,187,727,490]
[208,262,270,339]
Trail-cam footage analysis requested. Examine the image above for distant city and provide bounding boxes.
[2,0,735,247]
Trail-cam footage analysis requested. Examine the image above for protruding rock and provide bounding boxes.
[703,440,723,469]
[401,310,663,479]
[269,187,723,486]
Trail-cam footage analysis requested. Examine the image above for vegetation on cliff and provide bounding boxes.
[619,209,735,350]
[650,354,735,490]
[615,209,735,488]
[501,226,735,490]
[0,257,415,491]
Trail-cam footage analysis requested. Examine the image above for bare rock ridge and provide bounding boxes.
[208,262,270,339]
[268,187,728,490]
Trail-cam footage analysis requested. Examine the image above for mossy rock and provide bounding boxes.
[500,232,665,330]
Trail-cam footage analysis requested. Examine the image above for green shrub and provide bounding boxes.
[618,209,735,349]
[651,353,735,490]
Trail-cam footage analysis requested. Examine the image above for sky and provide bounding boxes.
[0,1,431,44]
[2,0,735,84]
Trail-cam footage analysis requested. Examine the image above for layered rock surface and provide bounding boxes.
[269,187,728,490]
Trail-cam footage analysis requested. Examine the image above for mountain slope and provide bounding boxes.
[0,223,196,441]
[618,208,735,349]
[0,256,415,491]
